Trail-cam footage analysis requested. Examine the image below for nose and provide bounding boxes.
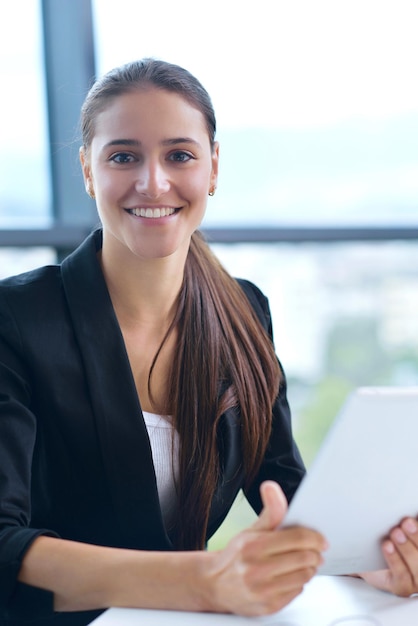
[135,159,170,198]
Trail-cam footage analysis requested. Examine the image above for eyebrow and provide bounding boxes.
[104,139,140,148]
[162,137,200,147]
[103,137,201,148]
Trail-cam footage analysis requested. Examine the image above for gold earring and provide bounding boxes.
[208,187,216,197]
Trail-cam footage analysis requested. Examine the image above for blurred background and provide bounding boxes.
[1,0,417,547]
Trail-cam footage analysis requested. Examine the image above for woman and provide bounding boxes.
[1,58,414,626]
[0,57,325,625]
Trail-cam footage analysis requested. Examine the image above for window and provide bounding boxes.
[92,0,418,227]
[0,0,50,228]
[2,0,417,548]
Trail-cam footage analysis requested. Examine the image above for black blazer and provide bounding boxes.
[0,229,305,625]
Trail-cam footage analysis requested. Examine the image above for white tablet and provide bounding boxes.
[283,387,418,575]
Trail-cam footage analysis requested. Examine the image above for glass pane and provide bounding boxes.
[208,239,418,547]
[0,248,56,280]
[0,0,50,228]
[92,0,418,227]
[212,240,418,464]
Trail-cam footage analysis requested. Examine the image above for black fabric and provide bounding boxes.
[0,229,305,625]
[0,607,102,626]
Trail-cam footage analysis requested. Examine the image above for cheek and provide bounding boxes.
[94,171,130,201]
[182,168,211,202]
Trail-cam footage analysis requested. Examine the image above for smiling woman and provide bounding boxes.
[80,87,218,264]
[0,58,326,625]
[2,47,418,626]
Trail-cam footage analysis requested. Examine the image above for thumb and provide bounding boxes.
[252,480,288,532]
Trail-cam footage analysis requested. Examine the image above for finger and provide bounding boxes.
[387,525,418,593]
[357,568,392,592]
[391,526,418,565]
[247,548,323,588]
[238,566,316,617]
[253,564,317,608]
[359,521,418,596]
[252,481,288,532]
[401,518,418,549]
[381,538,414,596]
[243,525,327,562]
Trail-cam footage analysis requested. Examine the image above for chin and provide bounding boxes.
[132,242,185,261]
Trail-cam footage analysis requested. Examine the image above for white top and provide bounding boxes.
[142,411,179,529]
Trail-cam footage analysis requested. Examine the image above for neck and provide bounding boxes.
[99,238,187,329]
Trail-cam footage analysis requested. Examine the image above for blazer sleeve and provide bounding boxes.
[0,287,59,620]
[236,279,306,513]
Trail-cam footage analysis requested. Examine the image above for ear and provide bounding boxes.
[79,146,92,189]
[210,141,219,192]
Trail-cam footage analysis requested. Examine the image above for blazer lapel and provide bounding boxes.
[61,230,172,549]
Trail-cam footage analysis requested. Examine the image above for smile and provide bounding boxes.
[126,207,177,218]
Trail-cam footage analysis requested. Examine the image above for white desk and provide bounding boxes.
[90,575,418,625]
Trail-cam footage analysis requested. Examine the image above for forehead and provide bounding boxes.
[92,88,209,144]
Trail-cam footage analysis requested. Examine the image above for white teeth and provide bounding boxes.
[129,207,176,218]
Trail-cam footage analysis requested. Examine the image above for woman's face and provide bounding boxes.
[80,87,218,263]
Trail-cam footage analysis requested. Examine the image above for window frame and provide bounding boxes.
[0,0,417,255]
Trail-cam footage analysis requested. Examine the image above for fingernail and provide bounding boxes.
[383,540,395,554]
[403,519,418,534]
[393,528,407,544]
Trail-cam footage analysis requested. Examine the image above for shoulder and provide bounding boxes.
[0,264,60,288]
[235,278,272,332]
[0,265,62,305]
[0,229,101,310]
[236,278,269,307]
[0,267,65,349]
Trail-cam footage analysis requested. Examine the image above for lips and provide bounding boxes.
[126,207,177,218]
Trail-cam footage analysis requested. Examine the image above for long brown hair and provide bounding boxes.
[80,59,281,549]
[167,232,281,548]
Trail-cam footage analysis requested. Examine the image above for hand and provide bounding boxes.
[204,480,328,616]
[360,517,418,597]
